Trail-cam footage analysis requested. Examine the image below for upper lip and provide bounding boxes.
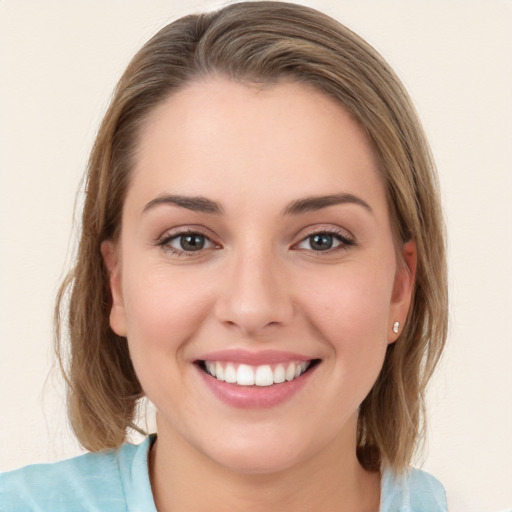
[194,349,315,366]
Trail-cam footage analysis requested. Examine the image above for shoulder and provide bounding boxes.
[0,436,156,512]
[380,466,448,512]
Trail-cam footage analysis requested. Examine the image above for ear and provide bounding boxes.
[388,240,417,344]
[101,240,127,337]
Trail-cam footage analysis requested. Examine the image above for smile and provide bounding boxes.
[200,360,315,386]
[194,350,321,408]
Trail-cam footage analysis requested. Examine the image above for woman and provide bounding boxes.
[0,2,448,510]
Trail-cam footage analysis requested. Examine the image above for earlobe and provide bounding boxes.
[100,240,127,337]
[388,240,417,343]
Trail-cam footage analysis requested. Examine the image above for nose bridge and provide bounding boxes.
[215,239,293,334]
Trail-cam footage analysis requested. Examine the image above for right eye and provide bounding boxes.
[158,231,216,256]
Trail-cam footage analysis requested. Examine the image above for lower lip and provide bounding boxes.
[196,364,318,409]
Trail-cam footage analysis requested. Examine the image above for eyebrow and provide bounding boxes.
[282,193,373,216]
[142,192,372,217]
[143,194,223,215]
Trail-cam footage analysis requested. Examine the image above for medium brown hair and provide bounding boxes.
[55,1,447,473]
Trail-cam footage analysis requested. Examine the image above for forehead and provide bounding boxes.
[127,77,387,216]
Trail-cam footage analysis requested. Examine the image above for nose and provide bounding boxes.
[214,248,294,336]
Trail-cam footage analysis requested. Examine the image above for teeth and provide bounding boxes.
[206,361,216,377]
[224,363,237,383]
[215,362,224,381]
[273,364,286,384]
[285,363,296,381]
[204,360,312,386]
[255,365,273,386]
[237,364,254,385]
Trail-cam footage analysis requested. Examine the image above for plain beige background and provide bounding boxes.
[1,1,511,511]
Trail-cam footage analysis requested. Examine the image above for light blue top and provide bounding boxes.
[0,436,447,511]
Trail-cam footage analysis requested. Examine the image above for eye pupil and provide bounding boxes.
[180,234,205,251]
[310,234,333,251]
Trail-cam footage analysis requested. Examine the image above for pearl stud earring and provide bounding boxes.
[393,321,400,334]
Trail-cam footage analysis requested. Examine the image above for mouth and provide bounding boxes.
[196,359,321,387]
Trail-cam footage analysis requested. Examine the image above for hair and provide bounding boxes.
[55,1,447,473]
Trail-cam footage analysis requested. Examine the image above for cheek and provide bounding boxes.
[304,262,394,333]
[121,264,215,359]
[286,261,396,434]
[298,261,395,374]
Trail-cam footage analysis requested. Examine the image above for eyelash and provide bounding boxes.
[156,228,355,257]
[293,229,355,254]
[156,230,219,257]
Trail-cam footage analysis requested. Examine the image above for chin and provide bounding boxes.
[197,425,321,475]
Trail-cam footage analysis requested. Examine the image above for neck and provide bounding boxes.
[149,416,380,512]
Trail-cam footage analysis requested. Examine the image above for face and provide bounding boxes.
[103,78,415,474]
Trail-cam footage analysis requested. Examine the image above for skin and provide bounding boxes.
[102,78,416,512]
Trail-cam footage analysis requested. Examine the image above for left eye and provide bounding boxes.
[296,232,350,252]
[165,233,214,252]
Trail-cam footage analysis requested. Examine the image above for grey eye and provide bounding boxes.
[308,233,335,251]
[296,231,353,252]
